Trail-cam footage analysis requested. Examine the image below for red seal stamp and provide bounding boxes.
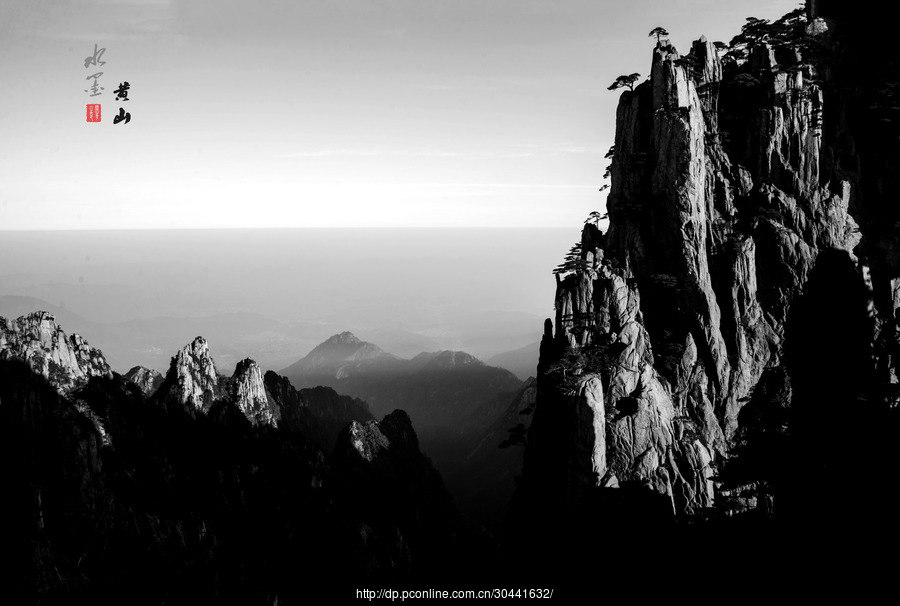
[86,104,101,122]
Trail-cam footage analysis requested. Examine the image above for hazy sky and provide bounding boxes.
[0,0,798,229]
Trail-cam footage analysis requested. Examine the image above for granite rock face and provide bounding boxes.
[160,336,224,414]
[231,358,280,427]
[156,337,284,427]
[0,312,112,394]
[519,4,899,523]
[123,365,164,396]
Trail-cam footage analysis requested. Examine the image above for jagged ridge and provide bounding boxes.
[521,5,891,521]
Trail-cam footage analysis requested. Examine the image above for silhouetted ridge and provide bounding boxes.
[0,325,485,600]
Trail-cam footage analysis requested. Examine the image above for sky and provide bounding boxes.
[0,0,800,230]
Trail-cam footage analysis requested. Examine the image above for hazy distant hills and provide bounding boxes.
[284,331,403,378]
[281,332,523,436]
[280,332,527,491]
[351,327,445,359]
[486,340,540,381]
[0,295,541,378]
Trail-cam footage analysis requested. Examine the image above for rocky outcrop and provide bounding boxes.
[518,4,896,524]
[152,335,374,434]
[0,312,111,394]
[230,358,280,427]
[123,365,164,396]
[156,337,282,427]
[157,336,225,415]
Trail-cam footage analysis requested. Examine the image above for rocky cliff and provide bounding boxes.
[231,358,281,427]
[156,338,282,428]
[123,365,164,396]
[0,312,112,393]
[158,336,225,414]
[514,1,900,559]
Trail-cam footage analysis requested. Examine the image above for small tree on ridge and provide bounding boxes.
[608,73,641,92]
[649,27,669,44]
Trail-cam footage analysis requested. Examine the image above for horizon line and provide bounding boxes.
[0,225,578,233]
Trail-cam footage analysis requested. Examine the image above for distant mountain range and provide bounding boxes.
[0,295,540,378]
[2,308,536,564]
[281,331,523,436]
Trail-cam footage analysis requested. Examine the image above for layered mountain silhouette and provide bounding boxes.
[486,340,540,380]
[282,331,522,433]
[281,332,525,483]
[0,312,489,601]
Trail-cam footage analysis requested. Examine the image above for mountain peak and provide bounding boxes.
[233,357,258,374]
[325,331,362,346]
[124,365,164,396]
[231,358,279,427]
[281,331,394,378]
[0,310,111,393]
[162,336,222,413]
[309,331,389,360]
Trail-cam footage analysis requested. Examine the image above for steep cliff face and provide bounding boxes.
[231,358,280,427]
[518,3,899,527]
[156,338,283,428]
[159,336,224,414]
[0,312,112,394]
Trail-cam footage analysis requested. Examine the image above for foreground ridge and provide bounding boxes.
[515,2,900,545]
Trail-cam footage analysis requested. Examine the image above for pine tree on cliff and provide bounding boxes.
[649,26,669,44]
[607,73,641,91]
